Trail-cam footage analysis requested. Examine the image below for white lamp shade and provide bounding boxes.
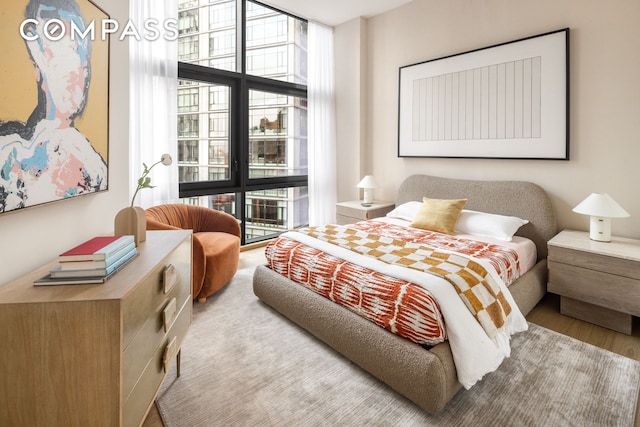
[357,175,378,189]
[572,193,629,218]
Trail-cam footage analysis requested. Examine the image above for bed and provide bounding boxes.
[252,174,557,413]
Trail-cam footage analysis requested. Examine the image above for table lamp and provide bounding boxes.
[572,193,629,242]
[357,175,377,207]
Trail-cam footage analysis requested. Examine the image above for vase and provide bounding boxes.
[114,206,146,246]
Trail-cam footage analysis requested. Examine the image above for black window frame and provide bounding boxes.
[177,0,308,245]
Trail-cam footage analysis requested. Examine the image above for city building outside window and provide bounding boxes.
[177,0,308,245]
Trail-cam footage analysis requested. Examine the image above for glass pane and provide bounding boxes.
[178,0,237,72]
[245,187,308,242]
[246,1,307,84]
[248,90,307,178]
[180,193,237,216]
[178,79,231,183]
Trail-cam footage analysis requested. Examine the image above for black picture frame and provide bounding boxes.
[398,28,569,160]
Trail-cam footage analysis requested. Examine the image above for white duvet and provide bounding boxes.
[280,228,529,389]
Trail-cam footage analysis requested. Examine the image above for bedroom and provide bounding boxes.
[0,0,638,425]
[3,0,638,278]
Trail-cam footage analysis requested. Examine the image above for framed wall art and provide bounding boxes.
[0,0,110,214]
[398,28,569,159]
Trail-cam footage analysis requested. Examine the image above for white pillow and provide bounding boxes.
[455,209,529,241]
[385,201,423,221]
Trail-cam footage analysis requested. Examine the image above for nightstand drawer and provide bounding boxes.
[548,260,640,316]
[335,201,395,224]
[337,205,372,220]
[548,246,640,280]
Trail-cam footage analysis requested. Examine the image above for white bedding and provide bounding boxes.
[280,221,530,389]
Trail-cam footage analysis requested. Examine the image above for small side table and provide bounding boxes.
[336,200,395,225]
[547,229,640,334]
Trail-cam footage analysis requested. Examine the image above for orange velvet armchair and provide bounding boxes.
[146,204,241,303]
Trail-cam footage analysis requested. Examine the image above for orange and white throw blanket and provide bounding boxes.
[281,222,528,389]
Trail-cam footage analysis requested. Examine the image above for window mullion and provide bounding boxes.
[177,0,308,245]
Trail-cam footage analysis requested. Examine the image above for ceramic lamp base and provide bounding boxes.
[589,216,611,242]
[362,188,374,205]
[114,206,146,246]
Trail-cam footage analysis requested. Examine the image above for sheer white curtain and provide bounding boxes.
[129,0,179,208]
[308,22,337,226]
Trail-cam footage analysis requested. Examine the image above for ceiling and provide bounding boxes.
[261,0,413,27]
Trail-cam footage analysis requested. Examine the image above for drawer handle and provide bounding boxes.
[163,336,178,373]
[163,264,177,294]
[163,298,178,332]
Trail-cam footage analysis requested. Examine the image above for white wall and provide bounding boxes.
[335,0,640,239]
[334,18,368,202]
[0,0,130,286]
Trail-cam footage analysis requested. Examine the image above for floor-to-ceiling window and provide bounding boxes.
[177,0,308,245]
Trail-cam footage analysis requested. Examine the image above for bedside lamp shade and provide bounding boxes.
[572,193,629,242]
[357,175,377,206]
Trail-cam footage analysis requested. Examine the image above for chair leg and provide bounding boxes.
[198,297,206,304]
[176,350,181,378]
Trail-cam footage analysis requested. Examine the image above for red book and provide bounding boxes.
[59,235,135,262]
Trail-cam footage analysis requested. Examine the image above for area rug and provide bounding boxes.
[156,267,640,427]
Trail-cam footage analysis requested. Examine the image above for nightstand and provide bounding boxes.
[547,229,640,334]
[335,200,395,225]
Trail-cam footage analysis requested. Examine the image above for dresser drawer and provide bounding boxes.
[122,239,191,349]
[121,237,191,402]
[121,278,190,400]
[548,260,640,316]
[122,300,191,426]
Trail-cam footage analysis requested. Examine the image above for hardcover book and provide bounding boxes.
[34,252,139,286]
[59,235,135,262]
[57,241,136,270]
[51,247,138,278]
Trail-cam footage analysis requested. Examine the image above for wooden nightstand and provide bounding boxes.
[335,200,395,225]
[547,229,640,334]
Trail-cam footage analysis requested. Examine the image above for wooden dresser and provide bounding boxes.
[547,229,640,334]
[0,230,192,426]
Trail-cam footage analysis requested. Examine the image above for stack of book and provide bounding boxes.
[34,235,138,286]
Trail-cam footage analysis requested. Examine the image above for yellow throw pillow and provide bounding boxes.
[411,197,468,234]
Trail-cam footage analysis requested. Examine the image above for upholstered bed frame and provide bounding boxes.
[253,174,557,413]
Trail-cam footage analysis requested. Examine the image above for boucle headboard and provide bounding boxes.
[397,175,557,260]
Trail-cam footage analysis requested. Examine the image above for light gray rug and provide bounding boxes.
[156,267,640,427]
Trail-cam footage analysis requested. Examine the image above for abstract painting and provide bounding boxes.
[0,0,109,214]
[398,29,569,159]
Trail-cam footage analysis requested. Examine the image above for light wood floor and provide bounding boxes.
[144,247,640,427]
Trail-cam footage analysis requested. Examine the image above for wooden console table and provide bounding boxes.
[0,230,192,426]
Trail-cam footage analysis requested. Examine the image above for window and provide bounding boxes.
[177,0,308,245]
[178,87,199,112]
[178,10,199,35]
[178,114,199,138]
[178,140,199,163]
[178,35,199,61]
